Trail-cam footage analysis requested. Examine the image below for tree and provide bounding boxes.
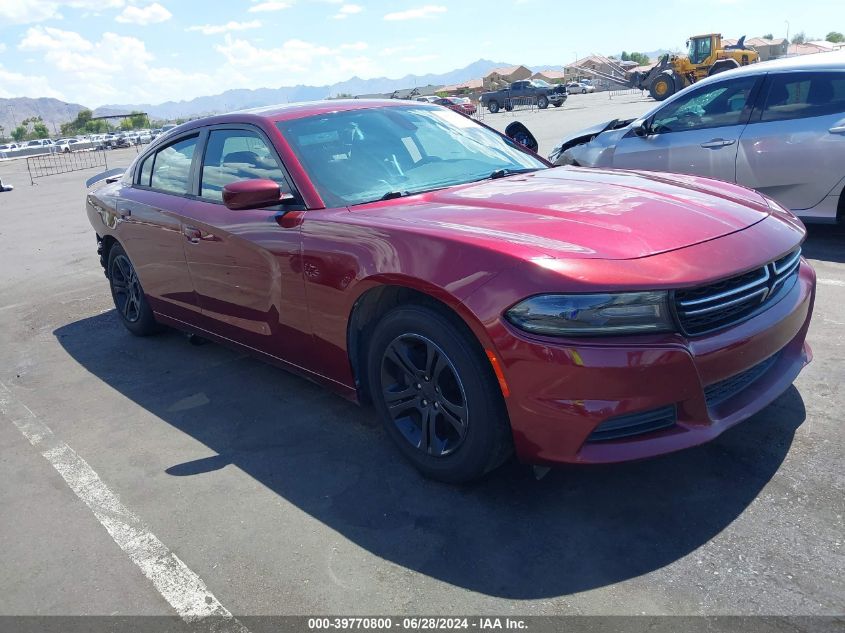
[120,111,150,130]
[12,126,27,142]
[762,33,773,39]
[791,31,806,44]
[826,31,844,43]
[33,121,49,138]
[629,52,650,65]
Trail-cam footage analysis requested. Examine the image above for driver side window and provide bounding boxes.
[200,129,289,202]
[651,76,757,134]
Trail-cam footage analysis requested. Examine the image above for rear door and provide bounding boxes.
[613,74,762,182]
[123,133,201,322]
[736,70,845,216]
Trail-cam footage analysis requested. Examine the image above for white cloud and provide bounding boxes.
[187,20,262,35]
[0,0,123,24]
[248,1,291,12]
[332,3,362,19]
[384,5,446,21]
[19,26,95,52]
[0,63,65,100]
[115,2,172,25]
[340,41,368,51]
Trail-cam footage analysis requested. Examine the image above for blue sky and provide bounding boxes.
[0,0,840,107]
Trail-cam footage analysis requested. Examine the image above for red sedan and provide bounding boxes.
[85,100,814,483]
[434,96,477,116]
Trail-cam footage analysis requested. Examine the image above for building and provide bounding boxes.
[482,65,532,90]
[440,78,484,96]
[531,69,567,84]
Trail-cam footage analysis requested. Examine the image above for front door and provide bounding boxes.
[613,74,761,183]
[177,126,311,365]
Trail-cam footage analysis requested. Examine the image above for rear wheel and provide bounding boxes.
[649,73,676,101]
[488,100,500,114]
[367,305,512,483]
[581,88,587,94]
[107,244,161,336]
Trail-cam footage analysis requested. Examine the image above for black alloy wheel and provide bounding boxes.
[107,244,161,336]
[380,333,468,457]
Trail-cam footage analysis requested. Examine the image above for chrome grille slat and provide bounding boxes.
[677,267,770,308]
[679,288,768,316]
[674,248,801,336]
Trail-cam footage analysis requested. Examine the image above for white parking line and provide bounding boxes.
[0,381,249,631]
[818,278,845,287]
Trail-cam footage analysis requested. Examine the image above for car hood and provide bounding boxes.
[353,167,771,261]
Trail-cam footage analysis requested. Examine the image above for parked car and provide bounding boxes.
[415,96,440,103]
[138,130,153,144]
[566,82,596,94]
[480,79,566,113]
[85,99,815,482]
[434,96,477,116]
[55,138,90,153]
[550,50,845,222]
[0,143,21,152]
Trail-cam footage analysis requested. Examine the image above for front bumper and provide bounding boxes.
[491,261,815,465]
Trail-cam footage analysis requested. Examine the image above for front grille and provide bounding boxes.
[674,248,801,336]
[704,352,780,409]
[587,405,677,442]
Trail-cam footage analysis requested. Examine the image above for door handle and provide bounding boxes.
[829,125,845,135]
[700,138,736,149]
[182,226,202,244]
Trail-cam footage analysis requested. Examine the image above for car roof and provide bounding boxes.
[699,49,845,83]
[168,99,438,135]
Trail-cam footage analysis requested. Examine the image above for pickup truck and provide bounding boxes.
[479,79,567,113]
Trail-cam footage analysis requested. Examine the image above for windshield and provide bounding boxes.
[277,105,546,207]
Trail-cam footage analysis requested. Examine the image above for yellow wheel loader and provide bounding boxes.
[630,34,760,101]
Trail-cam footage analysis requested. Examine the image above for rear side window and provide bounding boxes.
[149,136,198,194]
[760,72,845,122]
[200,129,288,201]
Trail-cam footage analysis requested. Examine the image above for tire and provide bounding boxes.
[649,73,675,101]
[553,102,562,107]
[488,100,500,114]
[107,243,161,336]
[367,305,512,483]
[581,88,587,94]
[537,95,549,109]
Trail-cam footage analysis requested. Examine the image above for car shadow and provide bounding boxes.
[54,311,806,599]
[802,223,845,264]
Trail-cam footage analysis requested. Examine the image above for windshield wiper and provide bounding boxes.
[380,190,410,200]
[489,167,542,180]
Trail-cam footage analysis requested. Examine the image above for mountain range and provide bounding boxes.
[2,58,568,132]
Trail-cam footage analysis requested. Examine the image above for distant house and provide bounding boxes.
[440,78,484,96]
[483,65,532,90]
[564,55,628,89]
[531,69,567,84]
[786,41,839,56]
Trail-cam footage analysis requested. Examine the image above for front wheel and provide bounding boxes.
[649,73,675,101]
[553,102,562,107]
[108,244,161,336]
[367,305,512,483]
[537,96,549,109]
[487,101,500,114]
[581,88,587,94]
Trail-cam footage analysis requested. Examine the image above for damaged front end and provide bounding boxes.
[548,118,636,167]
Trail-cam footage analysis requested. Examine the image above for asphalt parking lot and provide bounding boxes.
[0,97,843,626]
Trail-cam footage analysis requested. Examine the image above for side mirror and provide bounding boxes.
[633,121,651,137]
[222,179,295,210]
[504,122,539,153]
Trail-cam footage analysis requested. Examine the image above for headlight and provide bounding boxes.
[505,292,675,336]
